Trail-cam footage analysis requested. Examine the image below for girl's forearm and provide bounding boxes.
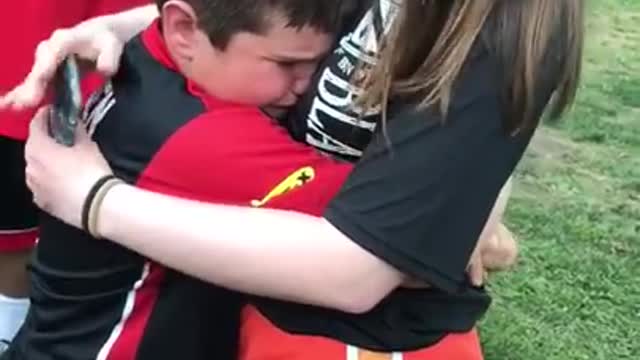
[97,184,404,313]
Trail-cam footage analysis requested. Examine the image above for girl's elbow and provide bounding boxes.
[335,268,403,314]
[342,297,381,314]
[333,286,390,314]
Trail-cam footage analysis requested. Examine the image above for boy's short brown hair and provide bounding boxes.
[155,0,361,49]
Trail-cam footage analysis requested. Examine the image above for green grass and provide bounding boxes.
[480,1,640,359]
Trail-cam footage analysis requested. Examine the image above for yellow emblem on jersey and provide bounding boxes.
[251,166,315,207]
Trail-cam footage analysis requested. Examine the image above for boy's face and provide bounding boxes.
[189,15,333,108]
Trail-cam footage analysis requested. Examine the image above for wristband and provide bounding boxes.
[81,174,118,235]
[87,178,125,238]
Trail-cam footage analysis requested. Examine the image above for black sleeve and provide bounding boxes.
[324,54,540,293]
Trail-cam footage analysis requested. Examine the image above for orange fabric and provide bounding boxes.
[239,305,484,360]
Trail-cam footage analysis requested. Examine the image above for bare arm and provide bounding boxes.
[96,177,516,311]
[97,184,404,314]
[25,109,515,314]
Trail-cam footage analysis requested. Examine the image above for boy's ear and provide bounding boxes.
[160,0,201,61]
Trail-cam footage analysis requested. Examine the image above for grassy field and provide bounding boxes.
[480,0,640,359]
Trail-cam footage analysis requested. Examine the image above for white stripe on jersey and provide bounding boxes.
[95,263,151,360]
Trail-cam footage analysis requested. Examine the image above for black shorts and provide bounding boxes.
[0,136,38,252]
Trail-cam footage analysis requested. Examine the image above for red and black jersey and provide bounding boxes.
[5,23,351,360]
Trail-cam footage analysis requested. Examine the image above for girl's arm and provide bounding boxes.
[98,184,404,314]
[25,108,404,314]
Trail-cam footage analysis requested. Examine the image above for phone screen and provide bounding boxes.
[48,56,82,146]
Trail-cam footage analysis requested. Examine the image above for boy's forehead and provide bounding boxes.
[262,10,335,38]
[249,17,334,60]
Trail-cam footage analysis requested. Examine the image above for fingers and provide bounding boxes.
[492,224,519,269]
[468,258,486,287]
[95,33,124,76]
[0,79,32,111]
[1,23,124,111]
[23,31,74,106]
[467,243,485,287]
[25,166,40,206]
[8,79,47,111]
[25,107,50,163]
[25,107,52,209]
[33,30,70,87]
[0,83,26,110]
[27,106,51,145]
[0,90,14,109]
[0,34,70,110]
[29,106,50,136]
[74,115,92,145]
[0,27,103,110]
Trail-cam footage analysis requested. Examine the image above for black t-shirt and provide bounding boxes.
[258,49,528,351]
[324,80,532,292]
[259,0,559,351]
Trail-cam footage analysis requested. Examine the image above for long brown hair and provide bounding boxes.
[360,0,585,134]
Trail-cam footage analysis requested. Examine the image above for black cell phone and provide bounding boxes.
[48,56,82,146]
